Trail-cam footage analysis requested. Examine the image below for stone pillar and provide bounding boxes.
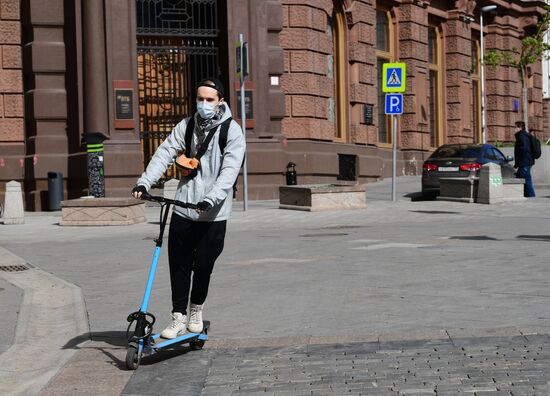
[346,1,374,146]
[3,180,24,224]
[87,0,143,198]
[279,0,334,141]
[398,0,430,150]
[0,0,24,205]
[445,9,474,143]
[22,0,69,210]
[82,0,109,137]
[484,16,523,143]
[477,162,503,204]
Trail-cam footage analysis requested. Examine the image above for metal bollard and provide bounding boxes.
[84,132,108,197]
[286,162,297,185]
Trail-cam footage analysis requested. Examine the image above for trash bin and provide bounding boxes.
[47,171,64,211]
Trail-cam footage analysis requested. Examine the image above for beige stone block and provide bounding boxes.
[349,82,367,104]
[279,184,367,211]
[0,21,20,44]
[2,45,21,69]
[477,163,503,204]
[1,0,20,20]
[3,94,23,117]
[2,180,24,224]
[0,117,24,141]
[291,95,316,117]
[60,198,146,226]
[349,42,367,63]
[282,5,289,27]
[0,69,22,92]
[281,73,332,97]
[356,22,374,45]
[290,51,326,74]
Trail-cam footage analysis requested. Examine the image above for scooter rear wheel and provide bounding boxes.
[126,346,141,370]
[189,339,205,350]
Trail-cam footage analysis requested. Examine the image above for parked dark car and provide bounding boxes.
[421,144,515,196]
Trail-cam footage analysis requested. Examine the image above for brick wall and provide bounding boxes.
[0,0,23,142]
[0,0,24,194]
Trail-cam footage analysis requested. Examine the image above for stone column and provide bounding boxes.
[0,0,24,205]
[484,16,522,143]
[445,9,474,143]
[398,0,430,150]
[82,0,109,137]
[22,0,68,210]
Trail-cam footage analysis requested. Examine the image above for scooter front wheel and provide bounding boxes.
[126,346,141,370]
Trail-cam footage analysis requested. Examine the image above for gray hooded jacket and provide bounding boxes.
[136,104,245,221]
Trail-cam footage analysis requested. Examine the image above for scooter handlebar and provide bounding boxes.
[140,192,198,209]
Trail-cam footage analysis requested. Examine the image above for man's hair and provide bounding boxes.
[197,77,224,99]
[515,121,526,130]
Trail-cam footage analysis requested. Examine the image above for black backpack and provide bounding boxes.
[184,117,243,194]
[528,132,542,160]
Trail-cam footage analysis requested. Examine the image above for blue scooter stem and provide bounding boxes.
[140,246,161,313]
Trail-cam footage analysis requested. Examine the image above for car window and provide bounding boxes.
[492,148,506,161]
[431,146,482,159]
[485,148,498,160]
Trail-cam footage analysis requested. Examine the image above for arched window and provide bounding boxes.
[376,8,394,145]
[471,36,482,143]
[428,25,442,147]
[331,1,347,141]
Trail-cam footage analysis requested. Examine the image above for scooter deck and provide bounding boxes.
[146,320,210,350]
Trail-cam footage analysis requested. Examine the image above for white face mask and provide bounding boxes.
[197,101,217,119]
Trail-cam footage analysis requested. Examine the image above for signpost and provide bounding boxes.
[236,34,249,211]
[382,63,406,202]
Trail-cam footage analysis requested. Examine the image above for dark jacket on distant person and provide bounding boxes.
[514,130,534,168]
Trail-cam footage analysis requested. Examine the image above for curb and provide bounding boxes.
[0,247,89,396]
[205,325,550,350]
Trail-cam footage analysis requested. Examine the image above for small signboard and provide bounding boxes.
[384,93,403,115]
[236,41,249,80]
[382,63,406,93]
[113,80,135,129]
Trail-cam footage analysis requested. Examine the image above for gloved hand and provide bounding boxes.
[196,200,212,213]
[131,185,147,199]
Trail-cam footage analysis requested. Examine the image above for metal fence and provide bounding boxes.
[136,0,219,184]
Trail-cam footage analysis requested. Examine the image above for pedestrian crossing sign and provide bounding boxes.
[382,63,406,93]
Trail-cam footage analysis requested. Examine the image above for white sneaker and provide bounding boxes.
[187,304,203,333]
[160,312,187,339]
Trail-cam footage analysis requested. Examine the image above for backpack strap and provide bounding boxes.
[194,117,233,161]
[184,117,195,158]
[218,118,231,154]
[184,117,232,159]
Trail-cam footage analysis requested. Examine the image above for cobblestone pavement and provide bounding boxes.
[122,334,550,396]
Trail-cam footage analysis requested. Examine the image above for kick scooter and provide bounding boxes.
[125,192,210,370]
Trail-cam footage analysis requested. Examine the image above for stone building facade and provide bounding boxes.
[0,0,546,210]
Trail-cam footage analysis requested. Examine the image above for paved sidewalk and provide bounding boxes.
[1,176,550,395]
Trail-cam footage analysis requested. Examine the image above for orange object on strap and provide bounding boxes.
[175,154,200,177]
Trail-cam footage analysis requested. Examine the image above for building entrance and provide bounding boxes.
[136,0,224,183]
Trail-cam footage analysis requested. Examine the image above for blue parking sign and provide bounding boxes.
[385,94,403,115]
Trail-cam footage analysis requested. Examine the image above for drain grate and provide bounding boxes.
[0,264,30,272]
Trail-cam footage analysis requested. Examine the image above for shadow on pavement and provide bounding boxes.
[410,210,461,215]
[68,331,196,369]
[517,234,550,242]
[405,191,437,201]
[449,235,501,241]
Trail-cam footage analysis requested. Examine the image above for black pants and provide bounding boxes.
[168,214,226,314]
